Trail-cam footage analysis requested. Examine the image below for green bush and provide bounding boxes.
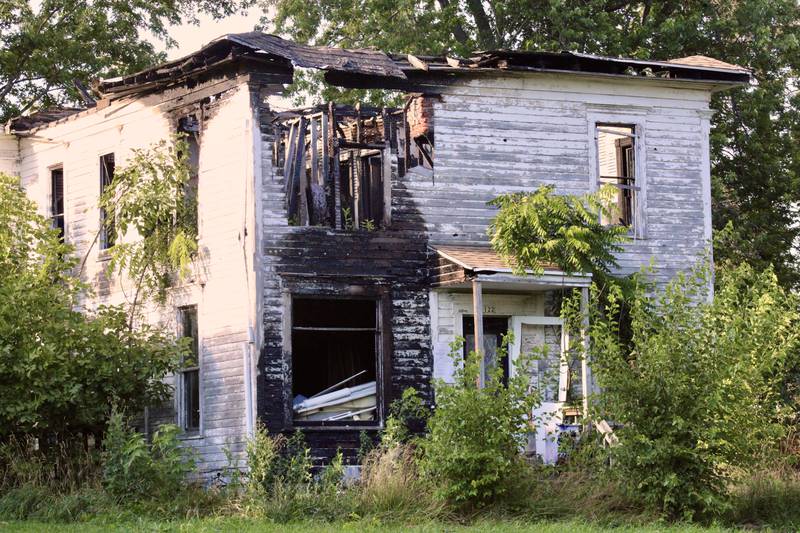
[0,172,186,440]
[420,337,539,508]
[568,263,800,520]
[381,387,429,448]
[102,411,195,501]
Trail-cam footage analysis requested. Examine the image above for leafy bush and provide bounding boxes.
[0,172,186,440]
[381,387,429,448]
[102,411,195,501]
[420,338,539,508]
[568,263,800,520]
[488,184,628,276]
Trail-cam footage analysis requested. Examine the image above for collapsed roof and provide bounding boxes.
[97,32,751,99]
[9,33,752,132]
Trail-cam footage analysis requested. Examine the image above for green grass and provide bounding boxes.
[0,518,735,533]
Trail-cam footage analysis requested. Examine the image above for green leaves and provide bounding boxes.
[420,337,539,508]
[99,135,198,305]
[488,184,628,277]
[567,263,800,520]
[0,172,186,438]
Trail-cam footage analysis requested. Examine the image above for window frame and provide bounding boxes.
[588,112,647,239]
[49,165,65,241]
[282,287,392,431]
[177,305,202,436]
[99,153,116,250]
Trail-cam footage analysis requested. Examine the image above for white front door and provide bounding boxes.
[509,316,569,464]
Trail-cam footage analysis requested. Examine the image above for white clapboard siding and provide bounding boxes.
[14,81,259,475]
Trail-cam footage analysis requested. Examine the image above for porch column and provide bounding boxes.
[472,278,485,388]
[580,286,591,418]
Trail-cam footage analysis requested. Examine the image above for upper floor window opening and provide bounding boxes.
[596,123,638,229]
[99,153,115,250]
[177,115,200,236]
[273,97,434,231]
[50,167,65,241]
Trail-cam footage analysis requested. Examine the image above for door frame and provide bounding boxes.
[509,316,570,463]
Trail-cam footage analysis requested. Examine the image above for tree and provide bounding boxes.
[261,0,800,288]
[0,0,254,123]
[0,172,187,439]
[97,136,198,321]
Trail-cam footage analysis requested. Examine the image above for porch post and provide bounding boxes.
[472,278,485,388]
[580,286,591,418]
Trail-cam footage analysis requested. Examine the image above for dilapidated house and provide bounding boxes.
[0,33,751,474]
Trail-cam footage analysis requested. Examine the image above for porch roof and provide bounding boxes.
[430,245,591,291]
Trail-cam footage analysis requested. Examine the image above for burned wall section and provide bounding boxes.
[255,85,434,464]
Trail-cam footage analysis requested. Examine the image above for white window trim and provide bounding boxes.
[587,112,648,240]
[176,305,203,439]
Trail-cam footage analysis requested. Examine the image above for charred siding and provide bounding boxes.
[255,87,432,464]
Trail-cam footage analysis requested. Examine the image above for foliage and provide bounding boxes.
[564,263,800,520]
[420,337,539,508]
[488,184,628,277]
[0,172,185,438]
[98,135,198,307]
[0,0,254,123]
[381,387,429,448]
[263,0,800,290]
[102,411,195,501]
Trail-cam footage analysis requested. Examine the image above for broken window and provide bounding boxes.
[596,124,637,228]
[179,306,200,433]
[291,298,380,425]
[99,153,115,249]
[177,115,200,235]
[275,97,433,230]
[50,167,64,241]
[463,316,510,386]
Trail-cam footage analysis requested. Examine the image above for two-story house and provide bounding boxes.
[0,33,750,475]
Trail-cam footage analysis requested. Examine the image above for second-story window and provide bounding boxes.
[178,115,200,236]
[50,167,65,241]
[99,153,115,250]
[596,124,637,228]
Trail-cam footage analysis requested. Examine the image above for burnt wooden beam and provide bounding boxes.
[328,102,342,230]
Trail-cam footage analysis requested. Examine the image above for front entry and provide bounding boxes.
[510,316,572,463]
[462,316,510,386]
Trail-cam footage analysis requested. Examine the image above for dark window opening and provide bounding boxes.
[50,168,64,241]
[179,306,200,432]
[178,116,200,235]
[99,153,115,249]
[597,124,637,228]
[463,316,511,386]
[292,298,379,425]
[275,98,434,230]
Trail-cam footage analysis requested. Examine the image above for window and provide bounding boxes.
[177,116,199,235]
[99,153,115,249]
[179,306,200,433]
[463,316,510,386]
[50,167,64,241]
[596,124,637,228]
[291,298,380,425]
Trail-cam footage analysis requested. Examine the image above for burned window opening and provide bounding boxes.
[50,167,65,241]
[597,123,637,228]
[274,97,434,230]
[99,153,115,250]
[177,115,200,235]
[291,298,380,425]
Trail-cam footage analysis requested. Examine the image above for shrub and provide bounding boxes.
[381,387,429,448]
[488,184,628,276]
[102,410,195,501]
[0,172,186,441]
[568,263,800,520]
[420,337,539,508]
